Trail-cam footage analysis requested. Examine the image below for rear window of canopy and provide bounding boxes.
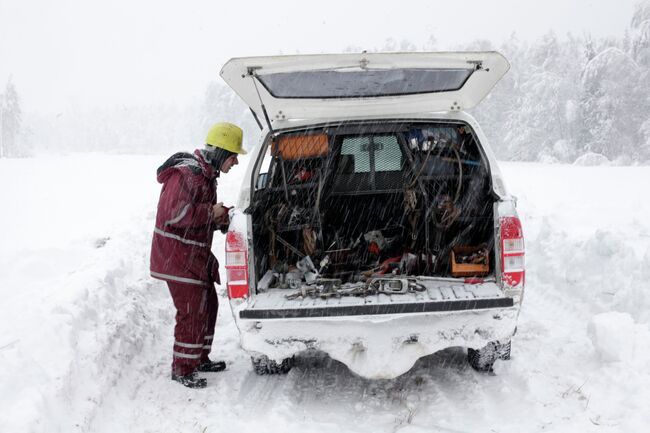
[256,68,474,99]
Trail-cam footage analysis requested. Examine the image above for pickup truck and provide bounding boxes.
[220,52,525,379]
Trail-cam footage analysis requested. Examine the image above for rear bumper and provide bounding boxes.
[239,297,513,319]
[233,302,519,379]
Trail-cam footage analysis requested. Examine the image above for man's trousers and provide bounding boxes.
[167,281,218,376]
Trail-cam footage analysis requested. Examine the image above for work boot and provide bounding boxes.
[197,359,226,372]
[171,372,207,388]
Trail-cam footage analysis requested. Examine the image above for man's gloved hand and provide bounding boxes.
[212,202,231,227]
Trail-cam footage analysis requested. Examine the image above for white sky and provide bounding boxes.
[0,0,639,113]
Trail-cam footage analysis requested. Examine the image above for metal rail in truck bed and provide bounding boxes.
[240,281,513,319]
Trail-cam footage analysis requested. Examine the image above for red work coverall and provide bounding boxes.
[150,150,222,376]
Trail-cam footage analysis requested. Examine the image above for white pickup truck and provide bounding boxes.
[220,52,525,379]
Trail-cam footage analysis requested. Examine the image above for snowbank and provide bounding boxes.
[588,312,650,364]
[573,152,610,166]
[504,163,650,323]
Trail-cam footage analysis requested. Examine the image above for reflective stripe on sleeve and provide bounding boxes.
[174,341,204,349]
[164,204,190,226]
[153,227,208,248]
[202,345,211,350]
[150,271,207,285]
[173,351,202,359]
[204,335,214,341]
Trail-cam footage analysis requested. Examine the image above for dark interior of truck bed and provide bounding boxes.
[247,121,496,295]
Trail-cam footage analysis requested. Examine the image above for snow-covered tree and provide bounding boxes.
[630,0,650,67]
[579,48,646,160]
[630,0,650,160]
[585,34,597,61]
[470,34,523,158]
[503,70,577,160]
[379,38,417,52]
[641,118,650,157]
[476,32,584,161]
[422,35,438,51]
[0,77,22,158]
[201,81,260,150]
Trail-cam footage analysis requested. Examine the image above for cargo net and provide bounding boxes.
[252,126,493,299]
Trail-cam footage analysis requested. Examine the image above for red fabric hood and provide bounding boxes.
[156,150,215,184]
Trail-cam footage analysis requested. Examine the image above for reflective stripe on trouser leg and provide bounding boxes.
[168,282,211,376]
[174,341,204,349]
[202,335,213,352]
[201,285,219,362]
[173,351,201,359]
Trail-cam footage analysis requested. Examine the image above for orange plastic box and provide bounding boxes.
[273,134,329,160]
[450,246,490,277]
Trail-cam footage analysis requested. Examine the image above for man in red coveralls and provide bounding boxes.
[150,122,245,388]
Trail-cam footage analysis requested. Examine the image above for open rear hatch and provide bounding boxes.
[237,120,505,317]
[220,52,510,122]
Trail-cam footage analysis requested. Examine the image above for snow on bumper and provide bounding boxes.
[234,305,519,379]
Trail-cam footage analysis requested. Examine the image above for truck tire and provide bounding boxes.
[497,340,511,360]
[251,355,294,375]
[467,340,511,372]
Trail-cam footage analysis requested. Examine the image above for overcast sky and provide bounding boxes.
[0,0,640,113]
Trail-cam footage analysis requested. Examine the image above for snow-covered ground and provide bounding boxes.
[1,155,650,432]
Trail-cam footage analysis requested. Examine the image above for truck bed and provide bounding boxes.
[240,280,513,319]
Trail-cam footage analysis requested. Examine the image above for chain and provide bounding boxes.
[285,278,426,300]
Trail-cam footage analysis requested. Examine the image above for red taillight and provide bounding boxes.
[500,216,525,287]
[225,231,249,299]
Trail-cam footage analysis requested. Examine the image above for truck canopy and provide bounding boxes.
[220,52,509,122]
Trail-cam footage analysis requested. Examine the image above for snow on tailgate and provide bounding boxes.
[245,280,506,314]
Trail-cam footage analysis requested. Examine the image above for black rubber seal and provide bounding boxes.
[240,297,514,319]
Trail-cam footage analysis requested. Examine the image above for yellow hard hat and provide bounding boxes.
[205,122,246,154]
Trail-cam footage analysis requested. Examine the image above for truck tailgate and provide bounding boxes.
[240,281,512,319]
